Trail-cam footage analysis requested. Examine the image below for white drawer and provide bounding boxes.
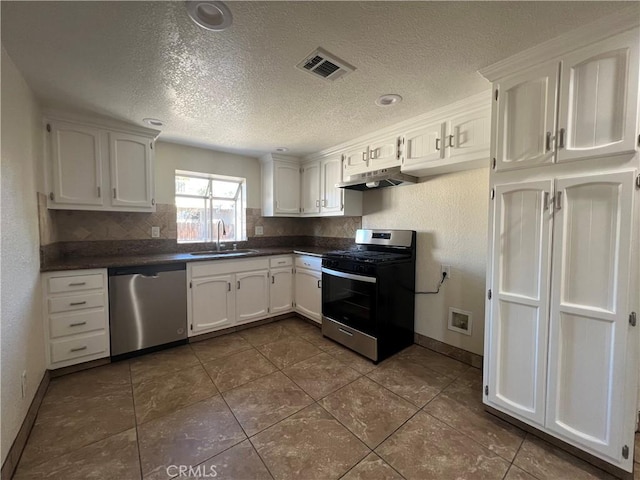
[50,332,108,364]
[48,273,103,294]
[49,310,107,339]
[48,292,104,314]
[295,255,322,271]
[270,256,293,268]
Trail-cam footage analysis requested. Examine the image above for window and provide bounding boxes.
[175,170,246,243]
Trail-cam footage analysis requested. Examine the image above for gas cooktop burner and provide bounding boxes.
[325,249,411,263]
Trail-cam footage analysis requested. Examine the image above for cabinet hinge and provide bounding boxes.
[630,312,637,327]
[490,188,495,200]
[622,445,629,459]
[49,192,54,201]
[487,289,492,300]
[484,385,489,396]
[492,158,497,170]
[635,174,640,189]
[46,123,51,133]
[494,89,499,101]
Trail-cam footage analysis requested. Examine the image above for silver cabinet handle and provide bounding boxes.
[68,282,86,286]
[448,134,454,148]
[322,199,327,207]
[227,282,231,292]
[69,301,87,306]
[237,280,241,290]
[69,321,87,327]
[316,199,320,207]
[558,128,566,149]
[112,188,117,199]
[545,131,552,152]
[272,276,275,284]
[554,191,563,210]
[435,138,441,151]
[338,328,353,337]
[362,151,368,162]
[317,279,321,288]
[70,346,87,352]
[543,192,550,210]
[97,186,101,198]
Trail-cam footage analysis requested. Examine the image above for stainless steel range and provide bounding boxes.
[321,229,416,363]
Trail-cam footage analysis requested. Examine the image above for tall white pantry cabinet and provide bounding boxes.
[482,17,640,474]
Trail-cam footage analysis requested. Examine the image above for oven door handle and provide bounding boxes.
[321,267,377,284]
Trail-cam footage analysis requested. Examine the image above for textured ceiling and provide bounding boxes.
[1,1,630,157]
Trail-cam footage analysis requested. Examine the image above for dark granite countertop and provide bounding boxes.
[41,246,333,272]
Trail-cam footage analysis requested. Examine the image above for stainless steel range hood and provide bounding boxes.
[337,166,418,191]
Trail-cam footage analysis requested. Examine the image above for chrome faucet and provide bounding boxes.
[216,219,226,252]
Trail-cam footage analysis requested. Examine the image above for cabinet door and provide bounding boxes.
[295,267,322,323]
[109,132,153,208]
[49,121,103,206]
[301,162,321,215]
[446,108,491,160]
[270,267,293,315]
[190,274,235,335]
[273,162,300,214]
[320,155,344,214]
[485,180,553,427]
[343,145,369,177]
[546,171,635,463]
[557,29,639,163]
[236,270,270,324]
[402,121,445,169]
[369,134,401,170]
[495,62,560,171]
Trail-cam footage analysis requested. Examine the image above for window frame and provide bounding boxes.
[175,170,246,243]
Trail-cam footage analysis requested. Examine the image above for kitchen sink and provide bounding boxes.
[189,249,259,257]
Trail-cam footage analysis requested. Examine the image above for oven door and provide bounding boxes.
[321,267,377,336]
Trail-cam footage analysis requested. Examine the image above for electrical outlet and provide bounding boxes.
[255,226,264,236]
[441,264,452,279]
[151,226,160,238]
[21,371,27,399]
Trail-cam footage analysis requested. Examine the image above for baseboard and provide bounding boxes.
[189,312,298,343]
[413,332,483,368]
[1,370,50,480]
[485,406,632,480]
[49,357,111,378]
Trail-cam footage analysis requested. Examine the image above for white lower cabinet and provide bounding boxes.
[294,255,322,323]
[188,255,294,336]
[485,169,638,470]
[42,269,110,369]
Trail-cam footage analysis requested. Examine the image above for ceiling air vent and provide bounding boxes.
[296,48,355,82]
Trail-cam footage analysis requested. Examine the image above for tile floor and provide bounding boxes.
[13,316,631,479]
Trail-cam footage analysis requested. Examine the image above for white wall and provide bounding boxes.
[1,47,46,463]
[362,168,489,355]
[154,141,261,208]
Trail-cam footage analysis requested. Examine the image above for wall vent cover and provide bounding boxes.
[296,48,355,82]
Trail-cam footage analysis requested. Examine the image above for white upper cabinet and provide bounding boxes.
[545,170,635,462]
[49,121,104,206]
[320,155,343,214]
[109,132,153,209]
[486,180,553,427]
[261,154,301,217]
[343,144,369,177]
[368,134,401,170]
[300,162,321,215]
[403,121,446,169]
[446,108,491,161]
[494,62,560,171]
[45,114,158,212]
[557,29,640,163]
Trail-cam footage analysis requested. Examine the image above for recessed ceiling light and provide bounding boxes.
[186,1,233,31]
[375,94,403,107]
[275,147,289,153]
[143,118,164,127]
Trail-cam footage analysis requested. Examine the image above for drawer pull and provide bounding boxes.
[69,301,87,306]
[277,261,286,265]
[68,282,86,286]
[69,321,87,327]
[338,328,353,337]
[70,346,88,352]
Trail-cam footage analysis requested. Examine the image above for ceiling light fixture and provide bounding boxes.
[375,94,403,107]
[275,147,289,153]
[143,118,164,127]
[186,1,233,31]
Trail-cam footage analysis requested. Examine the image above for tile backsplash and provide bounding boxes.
[40,203,361,244]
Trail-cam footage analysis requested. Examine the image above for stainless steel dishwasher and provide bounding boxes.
[109,263,187,358]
